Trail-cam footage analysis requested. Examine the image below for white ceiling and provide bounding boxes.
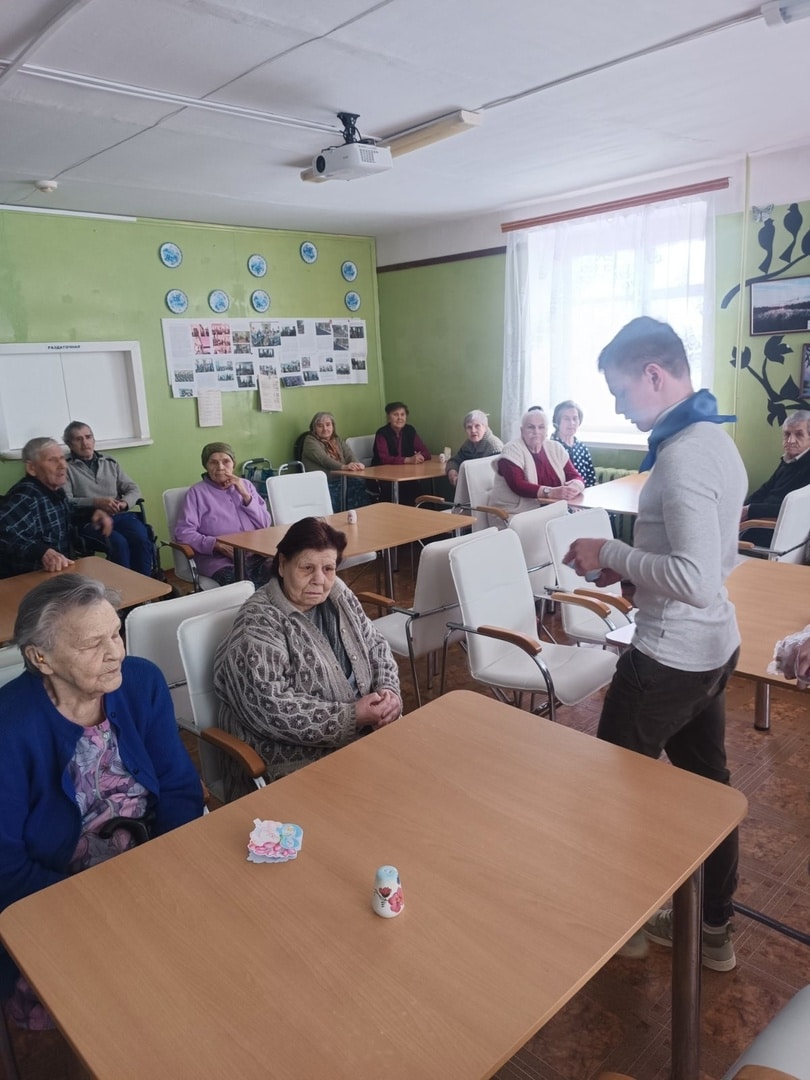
[2,0,810,237]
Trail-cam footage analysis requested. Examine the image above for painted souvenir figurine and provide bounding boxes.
[372,864,404,918]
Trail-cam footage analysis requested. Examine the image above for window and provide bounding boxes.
[502,195,714,446]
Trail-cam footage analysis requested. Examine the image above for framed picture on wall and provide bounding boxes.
[802,343,810,398]
[751,275,810,335]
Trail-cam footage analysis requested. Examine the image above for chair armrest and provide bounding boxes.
[162,539,197,560]
[738,540,756,551]
[415,495,451,508]
[475,503,510,522]
[739,518,777,534]
[200,728,267,781]
[734,1068,801,1080]
[475,624,543,656]
[356,590,395,610]
[550,591,612,620]
[573,588,634,616]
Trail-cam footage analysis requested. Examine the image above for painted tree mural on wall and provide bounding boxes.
[725,202,810,426]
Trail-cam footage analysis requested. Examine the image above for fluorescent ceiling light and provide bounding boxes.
[762,0,810,25]
[379,109,481,158]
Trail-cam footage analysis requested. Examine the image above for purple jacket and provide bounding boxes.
[174,476,271,578]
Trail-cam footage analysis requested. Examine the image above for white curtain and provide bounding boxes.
[501,195,715,444]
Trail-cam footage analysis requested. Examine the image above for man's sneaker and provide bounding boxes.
[643,908,736,972]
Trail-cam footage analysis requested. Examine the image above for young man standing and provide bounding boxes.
[565,317,747,970]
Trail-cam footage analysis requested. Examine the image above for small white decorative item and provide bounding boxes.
[247,819,303,864]
[251,289,270,313]
[443,446,452,458]
[347,508,357,524]
[165,289,188,314]
[372,864,404,918]
[438,453,446,464]
[208,289,230,314]
[248,253,267,277]
[341,260,358,282]
[159,241,182,268]
[300,241,318,264]
[344,290,361,312]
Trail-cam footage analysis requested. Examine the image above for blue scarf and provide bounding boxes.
[639,389,735,472]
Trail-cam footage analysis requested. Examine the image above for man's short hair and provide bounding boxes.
[783,410,810,432]
[63,420,92,443]
[598,317,690,378]
[22,437,59,464]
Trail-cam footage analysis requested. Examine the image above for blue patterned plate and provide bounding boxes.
[248,253,267,277]
[208,289,230,313]
[341,260,358,282]
[300,241,318,264]
[165,289,188,314]
[344,290,361,312]
[159,242,182,268]
[251,290,271,313]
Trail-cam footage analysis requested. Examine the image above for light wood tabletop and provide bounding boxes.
[0,557,170,644]
[573,471,647,515]
[220,500,475,596]
[341,460,447,502]
[0,690,746,1080]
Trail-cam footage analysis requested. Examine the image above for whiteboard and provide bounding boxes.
[0,341,151,457]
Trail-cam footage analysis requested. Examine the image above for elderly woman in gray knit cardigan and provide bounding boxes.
[214,517,401,797]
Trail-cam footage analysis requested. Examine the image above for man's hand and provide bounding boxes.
[94,497,126,514]
[91,509,114,537]
[41,549,74,572]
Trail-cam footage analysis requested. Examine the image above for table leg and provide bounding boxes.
[384,548,394,599]
[754,682,771,731]
[391,480,400,572]
[671,866,703,1080]
[233,549,246,581]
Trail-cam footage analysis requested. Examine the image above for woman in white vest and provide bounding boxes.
[492,407,585,515]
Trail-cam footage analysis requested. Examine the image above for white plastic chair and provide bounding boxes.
[739,484,810,564]
[178,607,269,797]
[265,471,376,572]
[721,983,810,1079]
[0,645,25,688]
[446,528,618,720]
[162,486,220,591]
[508,501,570,640]
[345,434,375,467]
[358,528,496,706]
[545,507,635,646]
[125,581,256,799]
[453,455,507,530]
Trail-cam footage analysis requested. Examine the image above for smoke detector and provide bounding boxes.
[35,179,58,193]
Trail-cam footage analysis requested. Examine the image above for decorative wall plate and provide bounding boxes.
[165,289,188,314]
[248,253,267,277]
[344,290,361,312]
[208,289,230,313]
[251,289,271,313]
[159,242,182,268]
[341,260,358,282]
[300,241,318,264]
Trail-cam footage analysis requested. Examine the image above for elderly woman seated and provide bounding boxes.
[175,441,272,586]
[551,400,597,487]
[445,409,503,487]
[0,575,203,1026]
[492,406,584,514]
[214,517,401,799]
[301,411,370,512]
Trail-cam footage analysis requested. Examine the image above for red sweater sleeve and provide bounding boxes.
[498,458,539,498]
[562,458,583,484]
[412,433,431,460]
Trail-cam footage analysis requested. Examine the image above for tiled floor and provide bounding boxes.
[4,552,809,1080]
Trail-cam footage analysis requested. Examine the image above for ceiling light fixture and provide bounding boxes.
[761,0,810,24]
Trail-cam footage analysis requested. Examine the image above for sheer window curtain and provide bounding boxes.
[501,195,715,444]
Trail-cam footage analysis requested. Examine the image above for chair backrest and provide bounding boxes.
[455,455,504,530]
[545,507,623,643]
[177,606,243,740]
[125,580,255,732]
[408,528,497,655]
[162,486,218,589]
[265,471,332,524]
[769,485,810,563]
[0,645,25,688]
[346,434,375,467]
[508,502,568,593]
[449,528,538,678]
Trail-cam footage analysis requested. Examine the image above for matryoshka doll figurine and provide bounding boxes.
[372,864,404,918]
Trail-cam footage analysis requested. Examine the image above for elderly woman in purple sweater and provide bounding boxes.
[174,442,272,586]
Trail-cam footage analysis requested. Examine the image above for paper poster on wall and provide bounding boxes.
[162,317,367,397]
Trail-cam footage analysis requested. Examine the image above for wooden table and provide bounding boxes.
[0,691,746,1080]
[346,460,447,503]
[0,557,170,644]
[574,471,647,515]
[220,501,475,597]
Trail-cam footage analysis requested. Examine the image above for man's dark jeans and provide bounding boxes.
[597,646,740,926]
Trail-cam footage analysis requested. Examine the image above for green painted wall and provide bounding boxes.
[377,255,505,454]
[0,210,387,545]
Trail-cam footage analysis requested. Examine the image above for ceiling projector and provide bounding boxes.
[312,142,393,181]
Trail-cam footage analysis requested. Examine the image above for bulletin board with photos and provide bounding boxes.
[162,317,368,399]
